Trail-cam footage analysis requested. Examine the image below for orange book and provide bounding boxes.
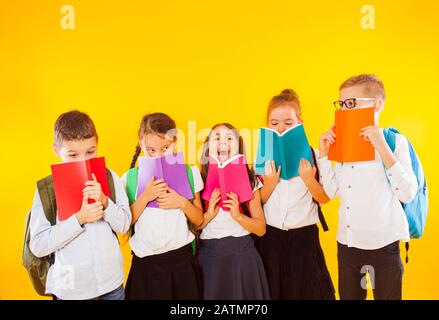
[328,107,375,162]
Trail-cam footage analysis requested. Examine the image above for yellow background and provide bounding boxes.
[1,0,438,299]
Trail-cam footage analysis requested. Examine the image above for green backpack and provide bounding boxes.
[125,165,199,256]
[22,169,116,296]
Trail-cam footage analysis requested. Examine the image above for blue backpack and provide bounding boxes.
[383,127,428,240]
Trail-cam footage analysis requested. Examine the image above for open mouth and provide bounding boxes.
[217,148,230,158]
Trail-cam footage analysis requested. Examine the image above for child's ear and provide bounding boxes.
[52,144,60,157]
[374,98,385,113]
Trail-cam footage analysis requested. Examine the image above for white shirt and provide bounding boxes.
[29,169,131,300]
[122,165,204,258]
[263,149,320,230]
[200,178,263,240]
[317,133,418,250]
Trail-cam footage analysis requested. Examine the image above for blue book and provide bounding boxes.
[254,124,314,180]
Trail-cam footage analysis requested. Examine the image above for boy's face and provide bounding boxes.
[140,133,176,158]
[54,137,98,163]
[268,104,302,134]
[208,125,240,163]
[339,84,383,112]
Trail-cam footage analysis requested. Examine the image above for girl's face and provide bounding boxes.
[268,104,302,134]
[208,125,240,163]
[140,133,176,158]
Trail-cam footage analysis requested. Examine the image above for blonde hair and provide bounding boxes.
[339,74,386,100]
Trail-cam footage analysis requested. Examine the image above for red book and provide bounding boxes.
[51,157,111,221]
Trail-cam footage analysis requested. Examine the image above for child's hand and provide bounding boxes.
[76,194,104,225]
[141,177,168,203]
[208,188,221,218]
[298,158,316,184]
[264,160,281,186]
[83,173,108,209]
[156,187,186,210]
[359,125,386,151]
[319,125,336,158]
[223,192,241,219]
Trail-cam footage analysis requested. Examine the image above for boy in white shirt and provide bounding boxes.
[318,74,418,300]
[29,110,131,300]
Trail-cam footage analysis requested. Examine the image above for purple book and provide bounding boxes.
[136,152,194,208]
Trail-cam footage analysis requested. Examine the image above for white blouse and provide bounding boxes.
[263,149,321,231]
[200,178,263,240]
[122,165,204,258]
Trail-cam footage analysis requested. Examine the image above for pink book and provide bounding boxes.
[201,154,254,210]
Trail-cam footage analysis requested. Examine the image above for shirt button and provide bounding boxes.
[347,225,350,228]
[348,185,352,189]
[351,166,354,169]
[396,187,399,191]
[346,206,350,210]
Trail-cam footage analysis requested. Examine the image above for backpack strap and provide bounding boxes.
[36,176,57,226]
[36,175,57,265]
[186,164,195,196]
[310,147,329,232]
[106,168,117,203]
[185,165,200,257]
[383,127,398,153]
[126,167,139,206]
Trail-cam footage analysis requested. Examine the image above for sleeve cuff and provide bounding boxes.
[64,213,85,236]
[385,161,404,181]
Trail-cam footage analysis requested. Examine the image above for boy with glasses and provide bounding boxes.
[318,74,418,300]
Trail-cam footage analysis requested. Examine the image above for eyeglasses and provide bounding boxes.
[333,98,376,110]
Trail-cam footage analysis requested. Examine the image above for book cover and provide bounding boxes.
[202,154,254,210]
[51,157,110,221]
[136,152,194,208]
[328,107,375,162]
[254,124,313,180]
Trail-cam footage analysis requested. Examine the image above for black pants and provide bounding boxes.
[337,241,403,300]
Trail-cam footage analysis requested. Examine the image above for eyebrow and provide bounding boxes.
[67,146,96,153]
[270,118,294,122]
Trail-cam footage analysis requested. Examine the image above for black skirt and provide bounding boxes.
[254,224,335,300]
[199,234,271,300]
[125,244,202,300]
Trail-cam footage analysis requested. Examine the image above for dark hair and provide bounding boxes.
[54,110,98,148]
[267,88,301,122]
[129,113,177,168]
[200,123,256,216]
